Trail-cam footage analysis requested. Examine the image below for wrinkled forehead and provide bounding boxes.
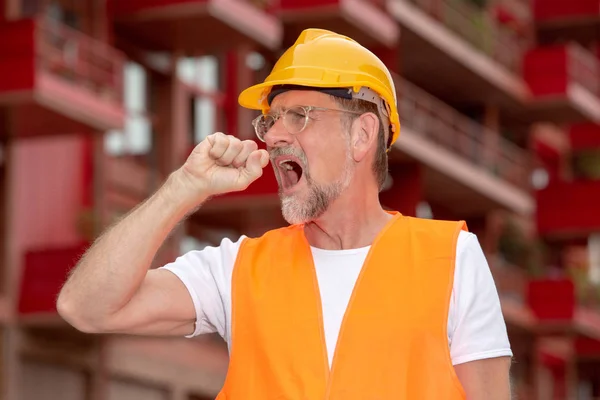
[269,90,338,112]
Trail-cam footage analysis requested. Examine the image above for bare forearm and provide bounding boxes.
[455,357,512,400]
[57,172,204,330]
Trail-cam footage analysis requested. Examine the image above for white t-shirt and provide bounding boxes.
[161,230,513,367]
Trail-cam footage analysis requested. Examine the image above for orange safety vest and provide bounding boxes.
[217,213,468,399]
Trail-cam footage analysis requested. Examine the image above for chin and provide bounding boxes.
[280,197,311,225]
[280,195,329,225]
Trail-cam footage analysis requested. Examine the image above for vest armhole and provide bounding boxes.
[220,236,252,396]
[444,221,468,398]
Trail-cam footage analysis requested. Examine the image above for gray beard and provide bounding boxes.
[270,145,354,225]
[279,161,353,225]
[280,179,343,225]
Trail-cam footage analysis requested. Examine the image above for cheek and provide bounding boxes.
[302,123,350,181]
[308,144,348,182]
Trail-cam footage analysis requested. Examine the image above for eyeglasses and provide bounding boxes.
[251,105,364,142]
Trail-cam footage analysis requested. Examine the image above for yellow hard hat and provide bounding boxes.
[238,28,401,146]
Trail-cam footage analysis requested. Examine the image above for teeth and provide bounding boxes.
[279,160,294,170]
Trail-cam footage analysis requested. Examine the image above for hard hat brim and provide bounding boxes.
[239,79,401,145]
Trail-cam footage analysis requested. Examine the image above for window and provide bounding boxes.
[178,56,226,144]
[105,62,152,156]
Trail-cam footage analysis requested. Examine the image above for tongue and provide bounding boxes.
[284,168,299,187]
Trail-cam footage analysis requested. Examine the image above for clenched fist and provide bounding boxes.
[171,132,269,206]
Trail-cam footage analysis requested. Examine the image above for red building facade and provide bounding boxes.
[1,0,600,398]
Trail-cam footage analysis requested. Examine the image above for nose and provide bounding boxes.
[264,118,294,148]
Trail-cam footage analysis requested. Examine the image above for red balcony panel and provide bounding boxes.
[533,0,599,22]
[570,123,600,151]
[524,46,569,96]
[277,0,399,48]
[0,19,36,92]
[576,337,600,357]
[109,0,282,52]
[524,44,600,124]
[19,242,89,315]
[537,179,600,237]
[0,18,125,137]
[534,1,600,44]
[527,279,575,320]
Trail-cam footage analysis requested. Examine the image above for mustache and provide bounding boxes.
[268,147,308,167]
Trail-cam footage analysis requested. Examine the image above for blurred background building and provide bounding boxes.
[0,0,600,398]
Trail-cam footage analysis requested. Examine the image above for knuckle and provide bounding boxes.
[231,140,243,151]
[244,140,258,150]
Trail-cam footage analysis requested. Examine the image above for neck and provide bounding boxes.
[303,183,393,250]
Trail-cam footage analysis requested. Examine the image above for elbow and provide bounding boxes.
[56,292,103,334]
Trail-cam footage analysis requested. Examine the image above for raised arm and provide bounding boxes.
[57,133,269,336]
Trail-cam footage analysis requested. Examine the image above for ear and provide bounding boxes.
[350,112,379,163]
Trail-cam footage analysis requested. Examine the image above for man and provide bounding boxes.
[58,29,513,399]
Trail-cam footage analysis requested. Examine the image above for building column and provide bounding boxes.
[155,63,190,178]
[153,58,191,264]
[2,130,20,400]
[2,327,22,400]
[4,0,19,19]
[533,336,577,400]
[233,47,257,140]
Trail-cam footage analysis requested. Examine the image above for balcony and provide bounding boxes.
[570,123,600,151]
[537,179,600,238]
[0,18,125,137]
[490,260,600,340]
[109,0,283,53]
[386,0,530,109]
[523,44,600,124]
[18,242,89,324]
[275,0,399,48]
[534,0,600,44]
[393,75,534,216]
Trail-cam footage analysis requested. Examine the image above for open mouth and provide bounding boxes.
[277,158,304,192]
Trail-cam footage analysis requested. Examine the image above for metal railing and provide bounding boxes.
[405,0,527,73]
[394,74,531,190]
[35,16,125,104]
[568,43,600,98]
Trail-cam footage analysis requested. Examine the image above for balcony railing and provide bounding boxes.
[405,0,526,73]
[395,74,531,190]
[568,44,600,98]
[36,17,125,104]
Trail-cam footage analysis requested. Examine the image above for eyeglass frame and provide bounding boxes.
[251,105,365,142]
